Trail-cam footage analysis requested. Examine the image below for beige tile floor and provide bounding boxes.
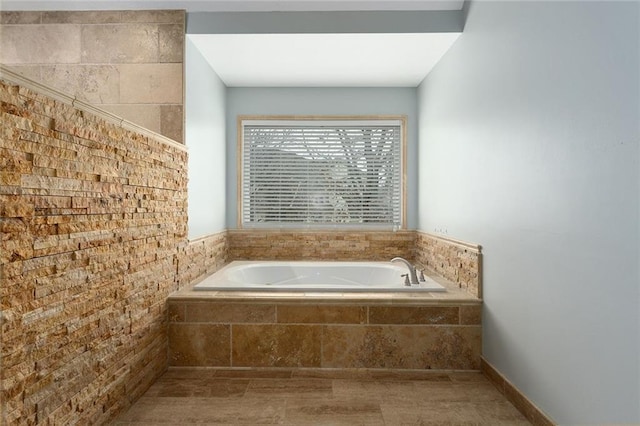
[111,368,531,425]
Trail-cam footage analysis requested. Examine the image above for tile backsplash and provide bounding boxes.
[415,232,482,298]
[227,229,415,261]
[182,230,482,298]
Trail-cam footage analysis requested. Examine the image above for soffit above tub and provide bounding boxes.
[188,32,461,87]
[0,0,465,12]
[186,8,464,88]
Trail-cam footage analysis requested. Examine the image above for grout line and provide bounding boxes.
[229,323,233,368]
[320,321,325,368]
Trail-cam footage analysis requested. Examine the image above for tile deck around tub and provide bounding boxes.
[171,266,478,304]
[110,368,531,425]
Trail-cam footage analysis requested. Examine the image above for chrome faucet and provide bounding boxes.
[391,257,419,285]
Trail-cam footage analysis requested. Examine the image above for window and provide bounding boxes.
[238,116,406,229]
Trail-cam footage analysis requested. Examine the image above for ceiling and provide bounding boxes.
[2,0,465,87]
[189,32,461,87]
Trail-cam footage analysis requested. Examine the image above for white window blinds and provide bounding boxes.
[240,119,403,228]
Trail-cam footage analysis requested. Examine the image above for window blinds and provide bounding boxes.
[241,121,403,228]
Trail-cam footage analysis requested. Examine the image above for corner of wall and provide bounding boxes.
[414,231,482,298]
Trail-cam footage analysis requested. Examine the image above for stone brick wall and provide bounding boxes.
[176,232,228,288]
[0,10,185,143]
[227,230,416,261]
[415,232,482,298]
[0,70,188,424]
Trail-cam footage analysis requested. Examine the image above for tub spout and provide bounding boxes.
[391,257,419,285]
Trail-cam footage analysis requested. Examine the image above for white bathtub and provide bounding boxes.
[193,261,446,292]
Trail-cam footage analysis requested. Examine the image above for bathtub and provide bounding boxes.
[193,261,446,292]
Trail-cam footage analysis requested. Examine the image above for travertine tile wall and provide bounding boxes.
[0,73,188,424]
[415,232,482,298]
[168,301,482,370]
[227,230,416,261]
[176,232,228,287]
[0,10,185,142]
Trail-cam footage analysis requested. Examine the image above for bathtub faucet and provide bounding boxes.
[391,257,419,285]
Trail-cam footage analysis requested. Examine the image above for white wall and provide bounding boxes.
[418,1,639,424]
[226,87,418,229]
[185,37,227,239]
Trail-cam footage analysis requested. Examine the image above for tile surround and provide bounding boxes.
[415,231,482,298]
[168,299,482,371]
[225,229,482,298]
[172,229,484,374]
[176,232,227,288]
[227,229,416,261]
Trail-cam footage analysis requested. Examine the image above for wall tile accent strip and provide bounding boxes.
[168,301,482,371]
[0,72,188,424]
[0,10,185,143]
[414,231,482,298]
[227,230,416,261]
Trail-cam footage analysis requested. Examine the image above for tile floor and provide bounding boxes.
[111,368,530,425]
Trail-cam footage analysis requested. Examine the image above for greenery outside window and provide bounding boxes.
[238,115,406,229]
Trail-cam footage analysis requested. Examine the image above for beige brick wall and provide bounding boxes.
[227,230,416,261]
[0,72,188,424]
[177,232,228,288]
[415,232,482,298]
[0,10,185,143]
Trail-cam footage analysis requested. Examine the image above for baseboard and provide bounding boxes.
[481,357,556,426]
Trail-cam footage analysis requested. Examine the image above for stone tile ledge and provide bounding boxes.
[0,64,187,152]
[168,294,482,305]
[170,271,481,305]
[418,231,482,253]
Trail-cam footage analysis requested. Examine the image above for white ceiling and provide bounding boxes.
[2,0,465,87]
[189,32,461,87]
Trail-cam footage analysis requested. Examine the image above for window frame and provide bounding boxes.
[237,115,407,230]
